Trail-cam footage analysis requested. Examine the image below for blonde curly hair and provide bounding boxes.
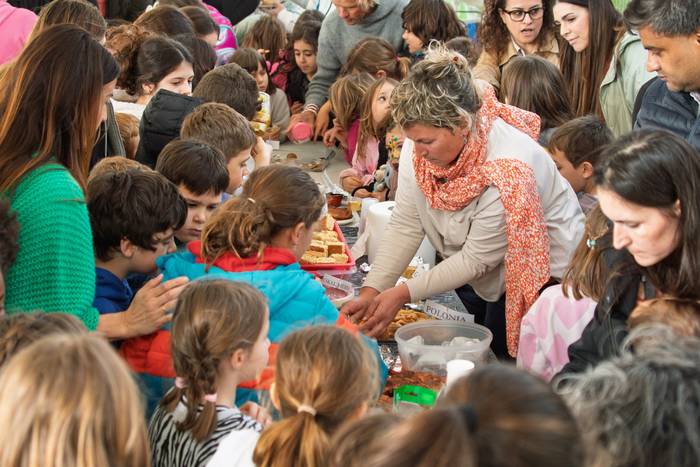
[390,42,481,131]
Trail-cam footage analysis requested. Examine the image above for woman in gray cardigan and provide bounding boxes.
[287,0,407,138]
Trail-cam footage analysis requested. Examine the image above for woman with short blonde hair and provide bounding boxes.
[344,44,584,358]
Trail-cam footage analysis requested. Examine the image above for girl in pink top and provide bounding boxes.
[320,74,372,183]
[340,77,400,199]
[517,205,610,381]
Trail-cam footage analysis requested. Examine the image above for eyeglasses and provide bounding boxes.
[501,6,544,22]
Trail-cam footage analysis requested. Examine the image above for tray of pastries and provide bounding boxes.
[300,214,355,272]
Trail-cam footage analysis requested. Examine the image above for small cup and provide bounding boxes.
[445,359,475,389]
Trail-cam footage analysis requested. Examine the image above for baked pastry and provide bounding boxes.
[379,309,434,341]
[330,253,349,264]
[326,241,344,255]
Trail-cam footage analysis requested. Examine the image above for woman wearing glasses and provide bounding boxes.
[474,0,559,96]
[553,0,654,136]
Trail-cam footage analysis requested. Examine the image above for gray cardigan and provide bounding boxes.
[305,0,408,108]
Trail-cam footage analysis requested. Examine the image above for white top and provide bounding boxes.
[364,118,585,302]
[111,99,146,120]
[206,429,260,467]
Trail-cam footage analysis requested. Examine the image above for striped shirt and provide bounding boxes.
[149,399,263,467]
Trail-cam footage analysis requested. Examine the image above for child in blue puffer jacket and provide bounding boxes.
[121,165,386,411]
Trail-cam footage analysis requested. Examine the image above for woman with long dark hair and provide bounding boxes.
[552,0,654,136]
[474,0,559,95]
[0,25,185,338]
[559,130,700,375]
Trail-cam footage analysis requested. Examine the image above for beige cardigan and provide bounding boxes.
[363,119,585,302]
[473,35,560,93]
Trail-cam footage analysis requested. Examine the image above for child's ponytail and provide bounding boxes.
[253,326,379,467]
[105,24,153,96]
[161,280,267,441]
[201,165,325,263]
[253,410,329,467]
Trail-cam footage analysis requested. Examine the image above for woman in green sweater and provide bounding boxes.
[0,25,186,338]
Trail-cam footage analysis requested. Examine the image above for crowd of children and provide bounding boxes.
[1,0,700,465]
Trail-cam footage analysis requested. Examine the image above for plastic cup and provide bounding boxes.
[446,359,475,389]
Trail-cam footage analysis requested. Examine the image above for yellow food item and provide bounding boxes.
[330,253,349,264]
[379,309,434,341]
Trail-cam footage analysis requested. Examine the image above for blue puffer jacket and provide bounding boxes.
[123,247,387,413]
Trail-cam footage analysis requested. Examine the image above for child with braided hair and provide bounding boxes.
[149,280,270,467]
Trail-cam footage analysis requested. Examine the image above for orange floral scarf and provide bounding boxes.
[413,85,550,357]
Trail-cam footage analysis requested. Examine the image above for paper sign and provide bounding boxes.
[424,300,475,323]
[322,274,355,294]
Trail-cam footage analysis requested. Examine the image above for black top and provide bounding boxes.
[204,0,260,25]
[135,90,203,169]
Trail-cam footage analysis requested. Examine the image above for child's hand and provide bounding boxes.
[264,126,281,142]
[290,102,304,114]
[124,275,189,337]
[323,127,346,149]
[240,401,272,427]
[340,175,363,194]
[252,136,272,168]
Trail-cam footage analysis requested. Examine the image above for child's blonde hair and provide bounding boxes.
[329,72,375,131]
[253,325,379,467]
[341,37,411,80]
[629,297,700,337]
[561,204,611,301]
[0,334,150,467]
[161,280,268,441]
[0,312,85,367]
[356,77,399,161]
[201,165,325,262]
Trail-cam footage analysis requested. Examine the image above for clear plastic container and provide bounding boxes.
[395,321,493,375]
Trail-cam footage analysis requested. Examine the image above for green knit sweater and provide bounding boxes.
[4,163,99,330]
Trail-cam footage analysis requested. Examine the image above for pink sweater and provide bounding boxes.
[517,284,596,381]
[339,135,380,186]
[0,0,37,65]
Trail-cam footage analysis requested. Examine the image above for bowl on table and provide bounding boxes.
[395,321,492,375]
[324,285,354,309]
[326,193,345,207]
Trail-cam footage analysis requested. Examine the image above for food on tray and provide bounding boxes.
[322,213,335,231]
[300,215,350,265]
[379,309,434,341]
[328,206,352,220]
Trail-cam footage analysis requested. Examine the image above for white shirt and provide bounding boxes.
[111,99,145,120]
